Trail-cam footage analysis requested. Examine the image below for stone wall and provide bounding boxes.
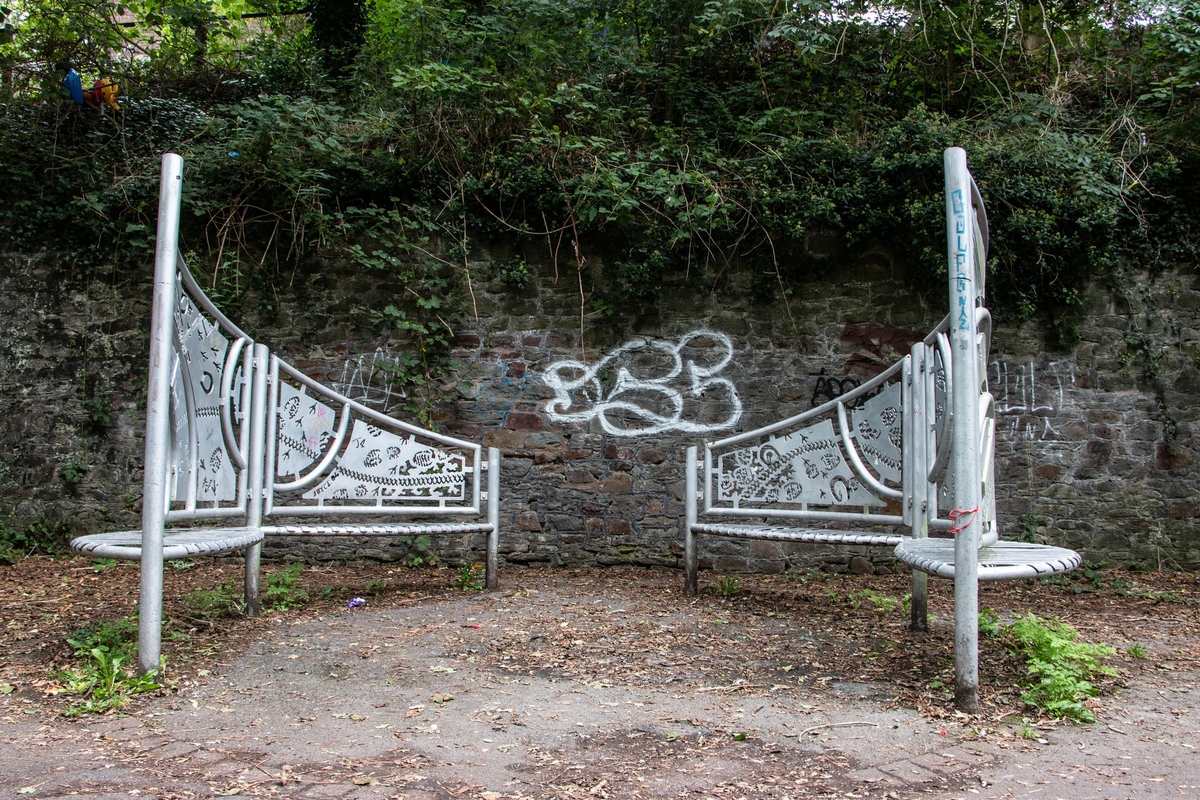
[1,244,1197,571]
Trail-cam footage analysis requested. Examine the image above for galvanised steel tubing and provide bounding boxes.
[218,335,249,471]
[684,445,699,596]
[835,393,904,501]
[263,354,282,517]
[924,343,941,526]
[908,341,929,632]
[927,332,954,484]
[138,153,184,676]
[901,354,914,528]
[946,146,983,713]
[976,308,992,379]
[701,507,906,525]
[706,357,906,450]
[979,397,999,548]
[485,447,500,591]
[171,331,201,512]
[272,502,486,517]
[472,443,484,523]
[274,357,483,452]
[243,343,269,617]
[165,507,248,522]
[177,253,253,341]
[702,439,713,515]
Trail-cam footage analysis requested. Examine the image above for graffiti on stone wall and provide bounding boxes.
[808,368,884,409]
[543,331,742,435]
[330,348,407,414]
[990,360,1075,440]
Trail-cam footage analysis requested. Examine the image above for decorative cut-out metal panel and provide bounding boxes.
[714,378,903,508]
[849,385,903,486]
[168,290,243,505]
[276,381,336,479]
[267,356,480,513]
[304,419,468,502]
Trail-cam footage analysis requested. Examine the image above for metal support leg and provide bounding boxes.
[907,342,929,632]
[244,543,261,617]
[684,446,699,596]
[485,447,500,591]
[909,571,928,632]
[137,154,184,677]
[243,343,269,617]
[946,147,982,713]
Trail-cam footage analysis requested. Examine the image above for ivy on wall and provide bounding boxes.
[0,0,1197,358]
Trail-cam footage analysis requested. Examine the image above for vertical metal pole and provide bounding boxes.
[684,445,699,596]
[909,343,929,632]
[946,147,982,713]
[137,154,184,676]
[485,447,500,591]
[243,344,269,617]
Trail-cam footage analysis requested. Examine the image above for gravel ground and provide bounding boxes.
[1,561,1197,798]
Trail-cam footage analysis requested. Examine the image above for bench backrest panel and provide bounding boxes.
[264,356,485,518]
[162,258,256,522]
[702,355,914,526]
[148,165,487,525]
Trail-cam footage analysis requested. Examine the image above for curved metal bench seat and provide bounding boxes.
[894,539,1083,582]
[71,528,264,561]
[692,523,904,547]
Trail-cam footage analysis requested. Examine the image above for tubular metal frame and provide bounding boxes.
[72,153,503,676]
[683,147,1081,712]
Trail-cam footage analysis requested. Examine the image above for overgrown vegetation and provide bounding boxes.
[1,1,1197,392]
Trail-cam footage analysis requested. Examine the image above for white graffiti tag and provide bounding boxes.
[543,331,742,435]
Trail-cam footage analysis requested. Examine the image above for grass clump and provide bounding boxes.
[713,575,741,598]
[1005,614,1116,723]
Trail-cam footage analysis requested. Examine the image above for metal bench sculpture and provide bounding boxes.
[683,148,1081,710]
[71,154,501,676]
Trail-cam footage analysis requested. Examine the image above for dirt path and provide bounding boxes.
[1,562,1197,798]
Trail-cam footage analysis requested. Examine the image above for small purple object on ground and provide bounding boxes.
[348,597,366,608]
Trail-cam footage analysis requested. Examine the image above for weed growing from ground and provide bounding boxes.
[398,535,439,567]
[455,562,484,591]
[979,607,1002,638]
[183,583,243,620]
[713,575,741,598]
[265,562,309,612]
[59,617,159,716]
[1004,614,1116,723]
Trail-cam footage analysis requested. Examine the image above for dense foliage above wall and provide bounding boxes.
[1,0,1198,346]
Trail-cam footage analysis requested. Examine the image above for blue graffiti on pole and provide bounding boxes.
[951,187,971,330]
